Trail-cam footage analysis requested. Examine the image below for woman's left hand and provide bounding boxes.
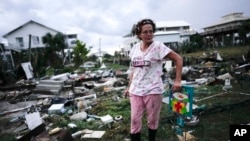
[172,81,182,92]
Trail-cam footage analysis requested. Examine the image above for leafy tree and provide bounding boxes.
[181,33,203,53]
[87,54,98,62]
[103,53,112,59]
[100,53,112,64]
[72,40,90,67]
[190,33,203,49]
[181,41,193,54]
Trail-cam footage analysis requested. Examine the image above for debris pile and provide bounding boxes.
[0,70,129,141]
[0,50,249,140]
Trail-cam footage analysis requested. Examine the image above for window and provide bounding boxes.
[70,40,77,44]
[67,34,77,39]
[32,36,40,45]
[16,37,24,47]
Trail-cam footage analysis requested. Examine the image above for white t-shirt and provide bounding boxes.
[128,41,172,96]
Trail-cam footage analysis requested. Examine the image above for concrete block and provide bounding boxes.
[48,104,64,114]
[100,114,113,124]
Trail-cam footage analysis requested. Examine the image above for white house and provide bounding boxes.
[65,33,78,48]
[200,12,250,47]
[122,20,196,56]
[2,20,77,51]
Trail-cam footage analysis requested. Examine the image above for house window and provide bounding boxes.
[70,40,76,45]
[16,37,24,47]
[32,36,40,45]
[67,34,77,39]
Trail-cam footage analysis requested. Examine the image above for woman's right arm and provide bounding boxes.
[125,68,133,98]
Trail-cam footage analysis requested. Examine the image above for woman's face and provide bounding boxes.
[139,24,154,44]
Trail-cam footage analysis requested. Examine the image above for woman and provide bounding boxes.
[125,18,183,141]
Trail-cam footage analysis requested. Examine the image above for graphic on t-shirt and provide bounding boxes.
[131,56,151,67]
[132,60,151,67]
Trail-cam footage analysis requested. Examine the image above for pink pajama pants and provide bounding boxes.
[130,94,162,134]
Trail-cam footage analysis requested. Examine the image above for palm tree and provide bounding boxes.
[42,33,55,67]
[54,33,66,62]
[42,32,66,68]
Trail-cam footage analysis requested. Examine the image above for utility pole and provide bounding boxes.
[99,38,102,64]
[99,38,102,56]
[28,34,32,62]
[119,45,121,65]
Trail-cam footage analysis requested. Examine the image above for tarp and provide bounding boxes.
[100,63,107,69]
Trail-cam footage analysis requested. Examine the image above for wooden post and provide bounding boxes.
[28,34,32,62]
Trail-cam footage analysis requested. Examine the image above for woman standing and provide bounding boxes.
[125,19,183,141]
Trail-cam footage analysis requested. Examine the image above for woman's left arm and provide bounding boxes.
[164,51,183,91]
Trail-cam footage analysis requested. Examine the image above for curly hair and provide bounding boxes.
[132,18,156,40]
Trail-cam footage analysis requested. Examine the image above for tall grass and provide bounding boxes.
[183,46,250,59]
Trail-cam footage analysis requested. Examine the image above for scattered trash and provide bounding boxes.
[48,104,65,114]
[68,123,77,128]
[72,130,85,138]
[115,115,123,121]
[100,114,114,124]
[49,127,62,135]
[69,111,88,120]
[177,131,197,141]
[25,112,43,130]
[81,130,106,139]
[185,116,199,126]
[224,78,232,89]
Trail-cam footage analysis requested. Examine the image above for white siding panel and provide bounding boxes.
[154,34,180,43]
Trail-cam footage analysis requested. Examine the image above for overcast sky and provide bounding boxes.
[1,0,250,55]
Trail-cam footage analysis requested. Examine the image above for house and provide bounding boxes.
[200,12,250,47]
[122,20,197,56]
[2,20,77,51]
[65,33,78,48]
[2,20,61,51]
